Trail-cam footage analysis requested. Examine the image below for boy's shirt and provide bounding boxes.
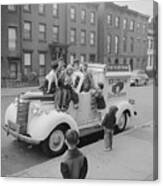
[101,112,116,130]
[60,148,88,179]
[45,70,58,92]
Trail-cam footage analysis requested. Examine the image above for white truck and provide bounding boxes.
[3,63,137,157]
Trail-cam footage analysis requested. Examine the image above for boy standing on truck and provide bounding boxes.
[60,129,88,179]
[101,106,118,151]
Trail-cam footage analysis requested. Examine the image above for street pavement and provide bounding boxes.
[10,124,154,180]
[1,84,154,177]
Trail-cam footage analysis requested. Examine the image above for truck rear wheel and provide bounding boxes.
[117,112,127,132]
[41,125,69,157]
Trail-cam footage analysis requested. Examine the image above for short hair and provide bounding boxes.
[73,59,80,65]
[65,129,79,146]
[51,62,58,70]
[98,82,104,90]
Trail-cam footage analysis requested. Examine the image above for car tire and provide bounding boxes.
[117,112,128,132]
[41,125,69,157]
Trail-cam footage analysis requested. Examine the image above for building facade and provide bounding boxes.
[97,2,149,71]
[1,3,98,84]
[1,2,150,86]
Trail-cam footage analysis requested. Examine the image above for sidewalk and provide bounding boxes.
[1,86,39,97]
[10,127,154,180]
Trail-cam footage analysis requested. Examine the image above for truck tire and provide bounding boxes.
[117,112,127,132]
[41,125,69,157]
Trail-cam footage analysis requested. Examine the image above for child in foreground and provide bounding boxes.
[60,129,88,179]
[101,106,118,151]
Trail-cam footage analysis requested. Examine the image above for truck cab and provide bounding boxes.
[3,63,136,157]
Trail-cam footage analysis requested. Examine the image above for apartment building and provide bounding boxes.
[97,2,149,71]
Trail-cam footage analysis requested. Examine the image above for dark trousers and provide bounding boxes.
[104,128,113,149]
[55,87,79,110]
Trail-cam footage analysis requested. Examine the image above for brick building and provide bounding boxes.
[97,2,149,71]
[1,3,98,84]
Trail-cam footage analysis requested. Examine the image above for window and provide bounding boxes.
[80,54,86,63]
[70,28,76,43]
[24,21,32,40]
[123,18,127,30]
[70,53,76,64]
[52,26,59,42]
[8,27,17,51]
[130,37,134,52]
[89,54,96,63]
[107,35,111,53]
[123,36,127,52]
[24,52,32,66]
[90,32,95,46]
[38,4,45,14]
[39,24,46,41]
[107,14,112,25]
[115,16,120,28]
[137,23,140,32]
[143,24,146,33]
[81,9,86,22]
[80,30,86,45]
[115,58,119,65]
[24,52,32,75]
[90,12,95,24]
[70,7,76,21]
[129,20,134,31]
[114,36,119,54]
[8,5,16,11]
[39,53,46,76]
[10,63,17,79]
[52,4,59,17]
[23,5,31,12]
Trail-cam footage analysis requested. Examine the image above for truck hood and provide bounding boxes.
[21,91,54,101]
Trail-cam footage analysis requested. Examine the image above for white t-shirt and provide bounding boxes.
[45,70,58,92]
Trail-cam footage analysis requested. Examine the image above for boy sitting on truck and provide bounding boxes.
[55,64,79,111]
[60,129,88,179]
[40,62,58,94]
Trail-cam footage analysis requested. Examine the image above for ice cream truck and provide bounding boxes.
[3,63,137,157]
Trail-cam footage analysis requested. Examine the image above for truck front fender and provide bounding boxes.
[115,100,135,121]
[28,110,79,141]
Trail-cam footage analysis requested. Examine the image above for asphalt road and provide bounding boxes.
[1,84,154,176]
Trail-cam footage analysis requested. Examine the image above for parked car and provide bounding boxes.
[130,70,149,86]
[3,63,137,157]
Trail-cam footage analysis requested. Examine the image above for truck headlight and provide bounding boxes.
[31,104,43,116]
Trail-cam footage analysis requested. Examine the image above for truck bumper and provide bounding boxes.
[3,124,40,145]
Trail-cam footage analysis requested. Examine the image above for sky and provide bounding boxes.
[114,0,153,17]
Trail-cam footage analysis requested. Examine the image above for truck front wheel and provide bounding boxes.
[41,125,69,157]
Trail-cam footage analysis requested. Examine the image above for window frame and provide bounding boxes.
[70,7,76,21]
[23,5,31,13]
[52,25,59,42]
[38,4,45,15]
[115,16,120,28]
[39,23,46,42]
[107,35,111,53]
[7,5,16,12]
[80,30,86,45]
[90,31,95,46]
[114,35,119,54]
[107,14,112,25]
[81,9,86,23]
[52,4,59,17]
[90,11,95,24]
[23,21,32,40]
[8,26,17,51]
[70,28,76,44]
[123,18,127,30]
[129,20,135,31]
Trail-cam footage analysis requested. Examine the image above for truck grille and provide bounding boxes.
[17,100,29,135]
